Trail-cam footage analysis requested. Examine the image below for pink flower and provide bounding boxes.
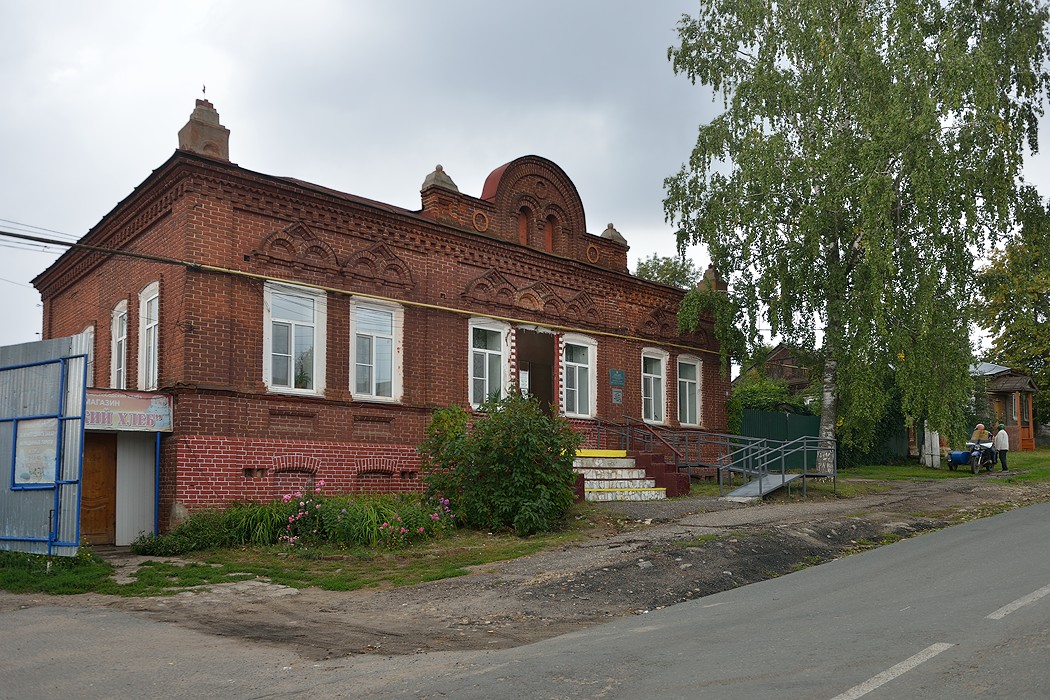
[282,494,292,503]
[418,527,424,533]
[400,527,407,534]
[315,504,321,509]
[317,479,325,487]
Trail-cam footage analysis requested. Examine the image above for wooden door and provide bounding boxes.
[81,433,117,545]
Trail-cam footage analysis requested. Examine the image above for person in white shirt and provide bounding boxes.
[992,423,1010,471]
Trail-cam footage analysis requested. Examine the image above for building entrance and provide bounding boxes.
[516,329,555,415]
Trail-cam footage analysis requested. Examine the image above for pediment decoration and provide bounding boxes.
[639,307,679,339]
[462,269,518,307]
[516,281,563,315]
[565,291,600,324]
[253,221,339,273]
[344,242,415,289]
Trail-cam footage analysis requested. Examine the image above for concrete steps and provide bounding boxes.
[574,449,677,502]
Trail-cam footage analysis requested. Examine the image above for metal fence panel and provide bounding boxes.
[741,409,820,469]
[0,335,88,556]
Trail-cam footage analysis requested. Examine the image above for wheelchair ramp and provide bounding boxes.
[723,473,802,501]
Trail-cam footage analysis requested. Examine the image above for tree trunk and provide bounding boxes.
[817,356,838,474]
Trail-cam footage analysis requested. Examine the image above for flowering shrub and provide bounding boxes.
[278,480,327,547]
[320,492,455,549]
[131,481,457,555]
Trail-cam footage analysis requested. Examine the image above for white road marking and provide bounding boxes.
[987,583,1050,620]
[829,643,954,700]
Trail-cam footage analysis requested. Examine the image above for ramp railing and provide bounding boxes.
[594,417,836,498]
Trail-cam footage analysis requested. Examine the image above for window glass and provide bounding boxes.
[642,353,665,422]
[470,324,505,406]
[353,304,397,399]
[678,358,700,425]
[139,284,160,391]
[262,285,319,394]
[563,341,593,416]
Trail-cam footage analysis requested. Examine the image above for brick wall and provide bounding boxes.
[36,151,728,526]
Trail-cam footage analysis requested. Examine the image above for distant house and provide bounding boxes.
[732,343,813,395]
[762,344,812,394]
[973,362,1038,452]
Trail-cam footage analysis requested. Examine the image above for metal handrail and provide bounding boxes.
[592,417,836,498]
[622,416,685,467]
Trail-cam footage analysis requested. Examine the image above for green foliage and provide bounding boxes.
[635,253,703,289]
[977,188,1050,423]
[132,492,455,555]
[678,287,747,373]
[420,393,583,536]
[726,375,811,434]
[132,509,238,555]
[665,0,1050,449]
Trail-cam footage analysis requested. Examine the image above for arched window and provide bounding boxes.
[518,208,531,247]
[138,282,159,391]
[111,300,128,389]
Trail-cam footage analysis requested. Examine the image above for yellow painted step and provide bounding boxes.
[576,449,628,458]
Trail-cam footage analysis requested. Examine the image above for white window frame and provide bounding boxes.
[80,324,95,388]
[349,297,403,403]
[138,282,159,391]
[677,355,702,427]
[111,301,128,389]
[468,317,510,408]
[641,348,668,424]
[561,333,597,418]
[263,281,327,396]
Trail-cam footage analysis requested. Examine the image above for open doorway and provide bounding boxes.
[516,329,556,415]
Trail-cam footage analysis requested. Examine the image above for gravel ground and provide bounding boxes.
[3,473,1048,661]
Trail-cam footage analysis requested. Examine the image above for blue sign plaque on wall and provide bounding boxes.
[609,369,625,387]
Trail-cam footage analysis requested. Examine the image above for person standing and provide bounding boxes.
[993,423,1010,471]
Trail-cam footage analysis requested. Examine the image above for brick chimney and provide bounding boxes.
[177,99,230,161]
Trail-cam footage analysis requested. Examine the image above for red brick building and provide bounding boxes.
[33,100,726,532]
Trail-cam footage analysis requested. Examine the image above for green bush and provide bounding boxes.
[420,393,582,536]
[131,508,239,555]
[727,376,812,434]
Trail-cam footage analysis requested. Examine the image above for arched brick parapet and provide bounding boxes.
[480,156,587,257]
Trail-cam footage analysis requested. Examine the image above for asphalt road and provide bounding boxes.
[4,503,1050,699]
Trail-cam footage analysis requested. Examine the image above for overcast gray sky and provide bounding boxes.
[2,2,1049,351]
[0,0,719,348]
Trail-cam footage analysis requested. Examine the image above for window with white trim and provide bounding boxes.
[263,281,327,395]
[469,318,509,407]
[641,348,668,423]
[111,301,127,389]
[350,298,403,402]
[562,334,597,418]
[138,282,159,391]
[80,325,95,388]
[678,355,702,426]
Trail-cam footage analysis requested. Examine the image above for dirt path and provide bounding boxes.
[4,474,1048,660]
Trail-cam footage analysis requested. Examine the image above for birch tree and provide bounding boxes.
[665,0,1050,461]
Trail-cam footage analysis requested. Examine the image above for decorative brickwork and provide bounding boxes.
[34,108,727,530]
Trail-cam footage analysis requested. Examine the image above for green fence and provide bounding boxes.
[740,409,820,470]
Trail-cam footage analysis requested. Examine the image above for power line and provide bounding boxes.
[0,218,82,242]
